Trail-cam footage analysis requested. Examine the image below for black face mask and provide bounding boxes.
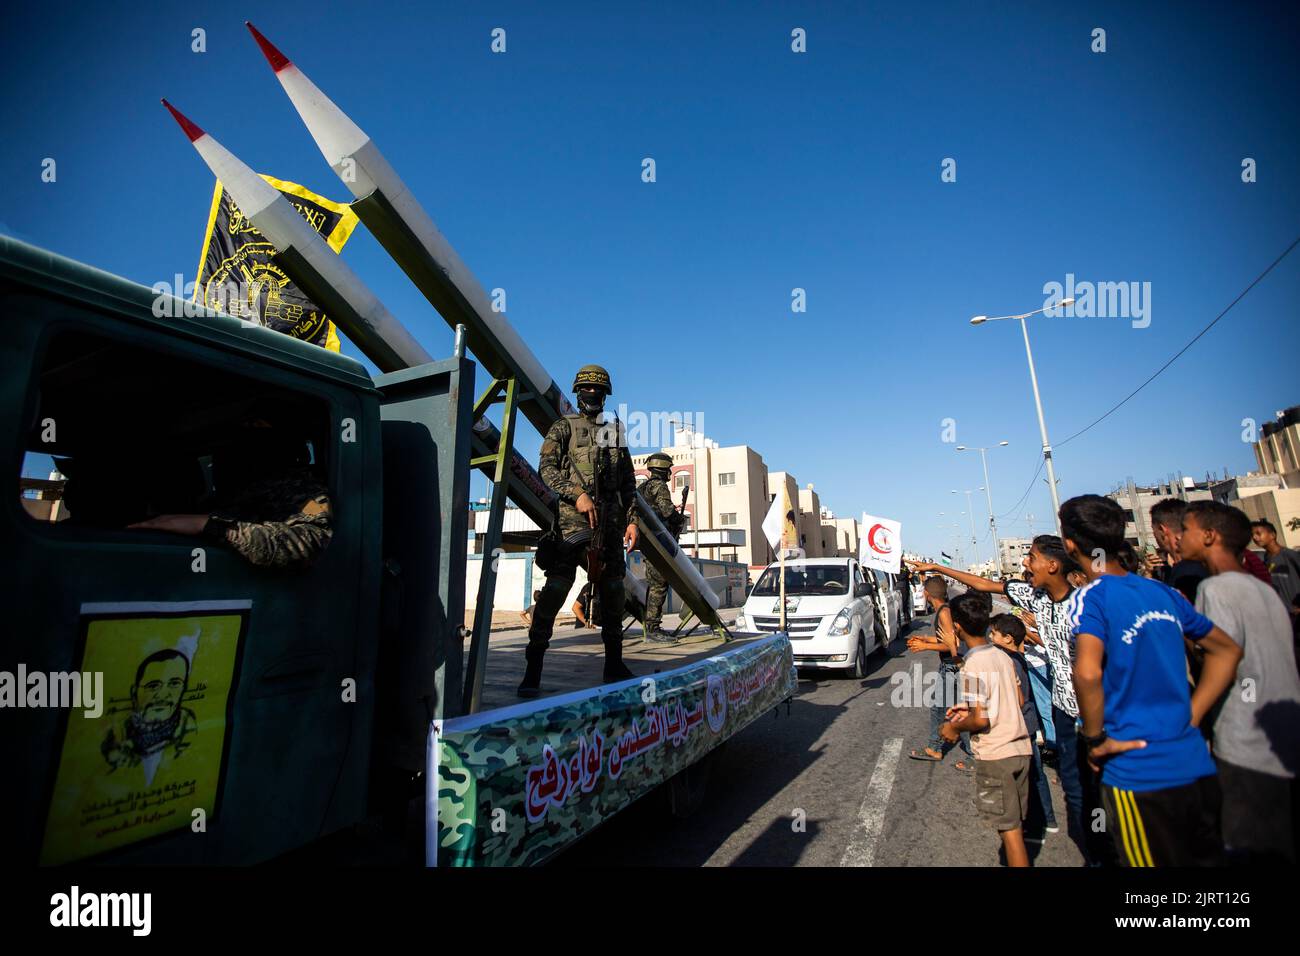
[650,469,671,482]
[576,390,605,416]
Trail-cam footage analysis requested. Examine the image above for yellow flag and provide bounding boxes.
[193,175,359,352]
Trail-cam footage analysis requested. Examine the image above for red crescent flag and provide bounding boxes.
[859,512,902,574]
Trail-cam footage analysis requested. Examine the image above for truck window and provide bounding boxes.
[18,329,330,532]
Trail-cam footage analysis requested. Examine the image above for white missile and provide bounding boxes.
[161,99,429,374]
[164,99,562,520]
[245,22,568,429]
[243,26,721,621]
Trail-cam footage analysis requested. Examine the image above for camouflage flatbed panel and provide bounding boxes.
[433,631,795,866]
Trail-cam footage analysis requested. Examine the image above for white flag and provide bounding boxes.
[762,484,799,553]
[859,512,902,574]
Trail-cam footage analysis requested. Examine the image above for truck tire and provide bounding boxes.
[847,632,868,679]
[666,744,724,818]
[874,619,890,657]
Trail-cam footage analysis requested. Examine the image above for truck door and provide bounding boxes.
[370,356,473,774]
[2,256,382,865]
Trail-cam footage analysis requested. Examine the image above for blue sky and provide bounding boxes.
[3,1,1297,561]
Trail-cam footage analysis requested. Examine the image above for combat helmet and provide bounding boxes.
[646,452,673,474]
[572,364,613,395]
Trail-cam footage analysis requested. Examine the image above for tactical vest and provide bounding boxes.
[563,414,621,503]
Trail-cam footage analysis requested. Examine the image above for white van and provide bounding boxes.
[734,557,897,677]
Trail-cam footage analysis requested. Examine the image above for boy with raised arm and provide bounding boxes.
[906,576,970,766]
[909,538,1086,847]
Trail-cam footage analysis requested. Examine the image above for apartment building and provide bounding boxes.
[819,508,861,558]
[765,470,801,565]
[632,425,768,567]
[998,537,1032,576]
[797,484,824,557]
[1235,405,1300,546]
[1254,405,1300,487]
[1107,477,1213,549]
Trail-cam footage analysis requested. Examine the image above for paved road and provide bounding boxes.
[557,597,1086,868]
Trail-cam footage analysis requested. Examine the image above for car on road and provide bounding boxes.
[911,577,927,615]
[734,557,894,677]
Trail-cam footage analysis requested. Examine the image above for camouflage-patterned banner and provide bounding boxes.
[433,634,795,866]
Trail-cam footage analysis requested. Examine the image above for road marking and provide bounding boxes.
[840,735,903,867]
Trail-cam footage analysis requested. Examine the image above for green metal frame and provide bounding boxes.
[462,376,532,713]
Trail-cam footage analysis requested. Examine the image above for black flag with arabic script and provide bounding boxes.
[193,175,359,351]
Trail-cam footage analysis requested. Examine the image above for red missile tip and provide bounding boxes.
[161,99,205,142]
[246,22,291,72]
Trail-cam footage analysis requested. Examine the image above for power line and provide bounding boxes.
[997,457,1045,520]
[1057,235,1300,448]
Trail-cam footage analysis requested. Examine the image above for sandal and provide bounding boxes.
[908,748,943,762]
[953,759,976,773]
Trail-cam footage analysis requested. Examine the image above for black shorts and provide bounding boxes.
[1216,757,1296,864]
[1102,775,1222,867]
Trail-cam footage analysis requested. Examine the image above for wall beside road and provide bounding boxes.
[466,551,751,613]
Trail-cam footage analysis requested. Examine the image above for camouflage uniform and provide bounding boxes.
[203,468,332,568]
[639,465,678,636]
[524,412,637,686]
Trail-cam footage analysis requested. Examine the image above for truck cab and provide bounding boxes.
[3,237,470,865]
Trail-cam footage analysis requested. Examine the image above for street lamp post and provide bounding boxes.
[952,490,982,566]
[957,441,1008,575]
[938,515,963,568]
[970,298,1073,536]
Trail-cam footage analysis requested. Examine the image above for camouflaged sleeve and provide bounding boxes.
[220,505,333,569]
[538,418,586,505]
[644,478,675,520]
[617,447,638,528]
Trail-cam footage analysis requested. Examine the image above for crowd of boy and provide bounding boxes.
[905,494,1300,867]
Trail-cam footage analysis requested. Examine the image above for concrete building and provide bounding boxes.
[820,509,861,558]
[631,424,769,567]
[998,537,1032,576]
[1107,477,1213,549]
[1228,405,1300,547]
[19,471,65,522]
[1211,473,1300,549]
[1253,405,1300,488]
[765,470,801,564]
[796,484,824,557]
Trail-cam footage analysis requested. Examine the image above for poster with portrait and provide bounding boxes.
[39,601,249,865]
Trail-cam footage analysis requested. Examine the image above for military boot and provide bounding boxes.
[602,636,635,683]
[646,625,677,644]
[517,642,547,698]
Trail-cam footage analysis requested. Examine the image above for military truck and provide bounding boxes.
[3,236,796,867]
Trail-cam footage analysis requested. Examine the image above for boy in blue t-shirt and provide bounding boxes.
[1060,495,1242,867]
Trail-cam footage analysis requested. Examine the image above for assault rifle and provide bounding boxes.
[585,436,612,624]
[669,482,690,535]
